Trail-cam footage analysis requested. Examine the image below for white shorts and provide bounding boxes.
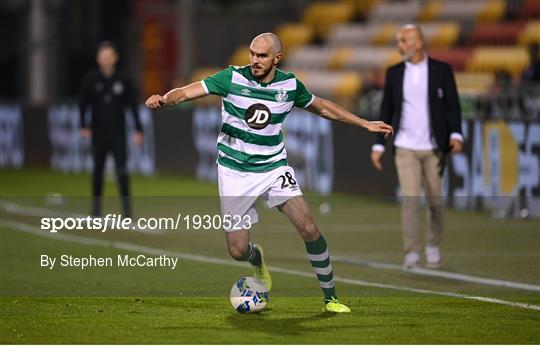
[218,164,303,231]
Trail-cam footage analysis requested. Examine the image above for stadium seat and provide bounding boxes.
[327,24,378,47]
[190,67,222,83]
[476,0,505,22]
[229,46,250,67]
[335,72,362,98]
[370,23,399,46]
[294,70,362,102]
[420,0,503,22]
[467,47,530,76]
[286,46,335,70]
[276,23,314,56]
[431,0,487,22]
[385,50,403,68]
[419,1,443,22]
[423,22,460,48]
[328,21,459,49]
[468,22,526,46]
[288,46,408,72]
[369,0,422,22]
[429,48,474,71]
[518,21,540,45]
[302,2,355,39]
[328,47,352,70]
[341,47,396,70]
[340,0,379,18]
[222,0,533,107]
[454,72,495,95]
[518,0,540,19]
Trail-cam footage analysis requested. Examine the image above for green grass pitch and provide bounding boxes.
[1,168,539,344]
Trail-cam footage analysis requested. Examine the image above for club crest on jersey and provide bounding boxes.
[245,103,271,130]
[275,88,288,103]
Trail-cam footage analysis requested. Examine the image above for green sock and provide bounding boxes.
[305,234,336,303]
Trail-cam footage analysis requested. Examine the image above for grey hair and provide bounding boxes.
[400,24,425,44]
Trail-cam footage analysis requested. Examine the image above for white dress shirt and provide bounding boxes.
[372,56,463,153]
[395,57,434,150]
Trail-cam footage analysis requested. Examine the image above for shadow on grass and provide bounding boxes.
[225,308,349,336]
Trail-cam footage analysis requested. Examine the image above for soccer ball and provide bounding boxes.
[45,192,64,206]
[230,277,269,313]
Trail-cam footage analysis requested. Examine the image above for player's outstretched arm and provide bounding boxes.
[306,96,394,138]
[145,82,207,110]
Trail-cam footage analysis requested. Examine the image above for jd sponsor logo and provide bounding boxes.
[245,103,271,130]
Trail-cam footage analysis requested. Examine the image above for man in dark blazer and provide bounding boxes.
[371,25,463,268]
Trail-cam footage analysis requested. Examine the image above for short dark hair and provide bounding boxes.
[97,41,118,54]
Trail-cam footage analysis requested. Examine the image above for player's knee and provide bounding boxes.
[300,221,319,242]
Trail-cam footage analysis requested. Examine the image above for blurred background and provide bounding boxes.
[1,0,539,218]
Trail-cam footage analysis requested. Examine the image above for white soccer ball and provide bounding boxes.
[230,277,269,314]
[318,202,331,215]
[45,192,64,206]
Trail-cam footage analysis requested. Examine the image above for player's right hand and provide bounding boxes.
[145,94,167,109]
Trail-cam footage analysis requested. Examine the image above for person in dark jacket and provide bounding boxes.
[522,43,540,83]
[371,25,463,268]
[79,41,143,217]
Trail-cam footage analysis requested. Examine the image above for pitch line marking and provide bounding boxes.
[332,256,540,292]
[3,220,540,312]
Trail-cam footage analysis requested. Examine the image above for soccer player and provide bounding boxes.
[146,33,393,313]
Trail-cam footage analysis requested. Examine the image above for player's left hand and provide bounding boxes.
[134,131,143,145]
[365,121,394,139]
[450,138,463,154]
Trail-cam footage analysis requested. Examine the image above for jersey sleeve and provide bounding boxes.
[294,78,315,108]
[201,67,233,97]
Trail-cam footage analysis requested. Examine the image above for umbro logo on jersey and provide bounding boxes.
[241,88,251,96]
[245,103,271,130]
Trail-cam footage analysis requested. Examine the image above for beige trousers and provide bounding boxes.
[394,148,445,254]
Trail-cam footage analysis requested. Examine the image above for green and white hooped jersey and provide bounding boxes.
[201,65,315,173]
